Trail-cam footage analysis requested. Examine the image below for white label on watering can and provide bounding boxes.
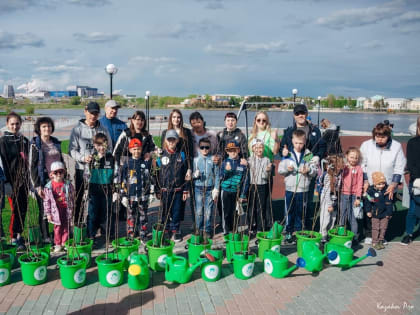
[344,241,352,248]
[106,270,121,285]
[204,265,219,280]
[264,259,273,274]
[0,268,9,283]
[34,266,47,281]
[271,245,281,252]
[328,253,341,265]
[74,269,86,284]
[157,255,168,268]
[242,263,254,277]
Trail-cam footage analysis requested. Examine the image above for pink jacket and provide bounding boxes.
[43,180,74,226]
[341,165,363,197]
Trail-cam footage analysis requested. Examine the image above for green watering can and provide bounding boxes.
[267,221,284,239]
[296,241,337,273]
[128,254,150,290]
[325,243,377,268]
[263,250,299,278]
[165,255,206,284]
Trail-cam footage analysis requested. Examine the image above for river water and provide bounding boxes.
[1,108,418,134]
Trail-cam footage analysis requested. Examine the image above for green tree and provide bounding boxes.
[327,94,336,108]
[113,96,128,107]
[0,97,7,106]
[70,96,81,105]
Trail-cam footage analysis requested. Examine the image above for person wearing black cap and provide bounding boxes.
[280,104,326,229]
[69,101,112,226]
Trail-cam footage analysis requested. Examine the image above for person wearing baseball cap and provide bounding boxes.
[100,100,127,147]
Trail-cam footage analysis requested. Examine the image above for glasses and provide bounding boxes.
[256,119,267,123]
[53,170,64,175]
[294,111,306,116]
[200,146,210,150]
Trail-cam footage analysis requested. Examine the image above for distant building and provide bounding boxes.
[49,90,77,98]
[3,85,15,98]
[124,94,137,99]
[407,98,420,111]
[356,97,366,108]
[385,98,409,110]
[211,94,241,102]
[76,85,98,98]
[363,95,384,110]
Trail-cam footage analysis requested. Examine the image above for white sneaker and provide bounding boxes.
[54,245,63,253]
[382,240,388,245]
[364,237,372,245]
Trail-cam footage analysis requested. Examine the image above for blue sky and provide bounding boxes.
[1,0,419,98]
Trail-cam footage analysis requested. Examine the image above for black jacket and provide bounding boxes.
[0,132,29,185]
[161,128,194,167]
[113,129,156,165]
[407,136,420,183]
[154,150,190,194]
[216,128,248,160]
[365,185,393,218]
[280,122,326,158]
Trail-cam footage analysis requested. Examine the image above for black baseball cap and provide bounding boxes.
[293,104,308,115]
[86,101,100,114]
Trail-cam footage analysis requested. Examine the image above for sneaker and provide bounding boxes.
[373,243,381,250]
[378,241,385,250]
[382,240,388,246]
[11,238,17,246]
[43,237,52,244]
[285,233,295,244]
[16,238,26,251]
[401,234,413,245]
[54,245,63,253]
[364,237,372,245]
[173,231,183,242]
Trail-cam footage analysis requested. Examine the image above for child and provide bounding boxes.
[278,130,318,244]
[0,159,5,239]
[43,161,74,252]
[220,140,248,235]
[247,139,272,235]
[340,147,363,240]
[120,138,152,241]
[319,155,345,242]
[193,137,220,240]
[365,172,393,250]
[88,133,115,242]
[154,129,190,242]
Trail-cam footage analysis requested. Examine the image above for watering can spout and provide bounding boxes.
[279,264,298,278]
[185,259,206,280]
[347,248,377,268]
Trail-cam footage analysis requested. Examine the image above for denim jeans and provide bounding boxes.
[406,183,420,235]
[194,186,214,233]
[340,194,358,237]
[161,191,183,232]
[285,191,307,233]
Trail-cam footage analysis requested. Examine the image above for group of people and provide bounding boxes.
[0,100,419,253]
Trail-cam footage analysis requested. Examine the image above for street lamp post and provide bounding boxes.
[105,64,118,99]
[292,88,298,105]
[317,96,322,126]
[145,91,150,132]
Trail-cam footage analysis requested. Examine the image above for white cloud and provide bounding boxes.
[67,0,110,7]
[73,32,121,43]
[0,31,44,49]
[35,65,83,73]
[316,2,404,30]
[0,68,8,73]
[128,56,176,64]
[17,78,54,92]
[216,64,249,72]
[151,20,222,39]
[154,65,178,76]
[392,11,420,26]
[362,40,384,49]
[205,41,288,56]
[195,0,225,10]
[0,0,109,14]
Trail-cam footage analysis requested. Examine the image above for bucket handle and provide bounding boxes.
[255,239,259,245]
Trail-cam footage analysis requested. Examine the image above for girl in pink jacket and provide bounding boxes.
[43,161,74,252]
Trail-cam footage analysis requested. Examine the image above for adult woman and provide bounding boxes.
[0,112,30,249]
[401,116,420,245]
[114,110,156,165]
[248,111,279,160]
[161,109,194,164]
[29,117,63,243]
[360,122,406,244]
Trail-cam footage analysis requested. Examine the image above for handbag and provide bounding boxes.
[353,201,363,219]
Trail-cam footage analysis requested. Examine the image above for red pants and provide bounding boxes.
[54,224,69,246]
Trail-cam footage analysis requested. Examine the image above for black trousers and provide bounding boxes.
[74,169,86,226]
[221,190,237,233]
[10,183,28,237]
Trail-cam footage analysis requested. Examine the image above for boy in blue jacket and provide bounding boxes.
[193,137,220,240]
[220,140,249,235]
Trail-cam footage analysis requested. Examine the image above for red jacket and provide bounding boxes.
[341,165,363,197]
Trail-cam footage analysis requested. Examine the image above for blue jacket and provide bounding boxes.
[154,150,190,193]
[193,153,220,189]
[220,158,249,198]
[121,157,152,201]
[99,116,127,147]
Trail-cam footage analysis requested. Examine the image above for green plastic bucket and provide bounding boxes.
[186,238,212,266]
[112,237,140,269]
[224,234,249,262]
[74,224,87,244]
[18,252,49,286]
[201,250,223,282]
[96,253,125,288]
[256,232,282,261]
[65,239,93,267]
[28,226,42,244]
[1,243,17,268]
[295,231,322,257]
[145,239,174,271]
[0,253,13,286]
[29,243,51,264]
[328,227,355,248]
[57,256,87,289]
[232,252,256,280]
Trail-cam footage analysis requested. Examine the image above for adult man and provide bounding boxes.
[99,100,127,147]
[69,101,112,225]
[280,104,326,230]
[189,111,218,156]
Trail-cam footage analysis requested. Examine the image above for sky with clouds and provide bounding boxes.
[0,0,419,98]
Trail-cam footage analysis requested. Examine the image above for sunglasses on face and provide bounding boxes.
[53,170,64,175]
[256,119,267,123]
[200,145,210,150]
[294,111,306,116]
